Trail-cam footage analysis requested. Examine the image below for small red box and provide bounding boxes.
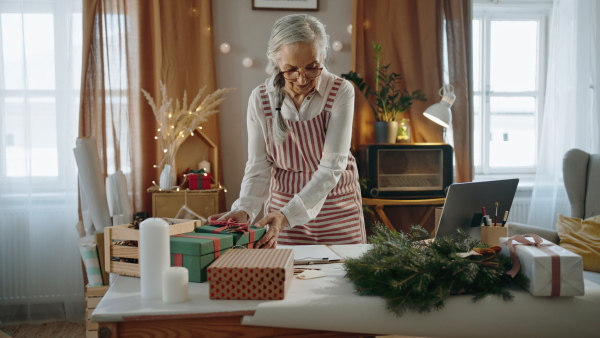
[188,173,211,190]
[188,173,200,190]
[201,173,212,189]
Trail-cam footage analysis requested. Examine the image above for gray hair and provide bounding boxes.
[266,14,330,144]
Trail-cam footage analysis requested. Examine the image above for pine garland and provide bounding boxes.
[343,224,528,316]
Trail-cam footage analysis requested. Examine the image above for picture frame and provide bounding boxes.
[252,0,319,11]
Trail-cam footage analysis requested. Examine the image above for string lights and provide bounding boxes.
[141,81,234,175]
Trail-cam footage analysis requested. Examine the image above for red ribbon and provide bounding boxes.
[208,213,256,248]
[208,213,250,228]
[173,253,183,267]
[173,234,222,259]
[502,233,561,296]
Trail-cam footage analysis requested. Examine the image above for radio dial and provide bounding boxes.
[370,188,379,197]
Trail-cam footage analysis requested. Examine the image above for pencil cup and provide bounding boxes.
[481,225,508,246]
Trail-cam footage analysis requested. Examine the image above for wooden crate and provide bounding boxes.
[85,285,109,338]
[104,220,199,277]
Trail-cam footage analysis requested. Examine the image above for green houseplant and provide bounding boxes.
[342,42,426,143]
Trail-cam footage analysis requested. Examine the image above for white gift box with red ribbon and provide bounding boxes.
[500,235,584,297]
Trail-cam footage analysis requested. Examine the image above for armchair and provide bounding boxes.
[507,148,600,283]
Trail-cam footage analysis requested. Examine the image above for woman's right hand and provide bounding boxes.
[208,210,249,224]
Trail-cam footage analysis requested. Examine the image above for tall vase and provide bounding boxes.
[374,121,399,144]
[159,164,175,190]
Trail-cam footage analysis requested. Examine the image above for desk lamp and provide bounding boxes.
[423,84,455,142]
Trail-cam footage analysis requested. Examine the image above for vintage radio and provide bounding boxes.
[356,143,453,199]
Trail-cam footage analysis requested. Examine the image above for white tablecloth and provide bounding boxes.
[242,245,600,338]
[93,244,600,337]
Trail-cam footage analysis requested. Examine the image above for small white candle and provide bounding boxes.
[199,159,211,173]
[140,218,170,299]
[162,267,189,304]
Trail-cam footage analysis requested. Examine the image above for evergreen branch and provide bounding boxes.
[343,224,528,317]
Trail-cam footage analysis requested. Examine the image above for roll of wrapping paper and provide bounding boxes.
[106,170,133,225]
[73,138,112,232]
[113,170,133,220]
[105,175,117,216]
[79,243,103,287]
[78,180,94,236]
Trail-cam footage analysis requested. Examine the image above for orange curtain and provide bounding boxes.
[80,0,219,215]
[351,0,472,182]
[443,0,473,183]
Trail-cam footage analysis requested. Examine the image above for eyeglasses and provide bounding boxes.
[281,67,323,80]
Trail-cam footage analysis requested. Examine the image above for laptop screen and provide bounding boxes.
[435,179,519,240]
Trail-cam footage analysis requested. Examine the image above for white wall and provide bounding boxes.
[212,0,353,209]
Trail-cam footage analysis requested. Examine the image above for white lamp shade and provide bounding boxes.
[423,103,452,128]
[423,85,455,128]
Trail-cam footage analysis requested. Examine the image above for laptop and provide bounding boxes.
[435,179,519,240]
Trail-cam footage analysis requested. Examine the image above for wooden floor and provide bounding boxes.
[0,321,85,338]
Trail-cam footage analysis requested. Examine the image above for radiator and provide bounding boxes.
[0,203,82,304]
[509,198,531,224]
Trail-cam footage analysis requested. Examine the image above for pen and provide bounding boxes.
[494,202,499,226]
[481,207,487,226]
[502,210,509,227]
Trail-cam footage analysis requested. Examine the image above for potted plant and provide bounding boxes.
[342,42,426,143]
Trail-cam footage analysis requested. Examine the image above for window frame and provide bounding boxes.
[472,1,551,179]
[0,0,81,194]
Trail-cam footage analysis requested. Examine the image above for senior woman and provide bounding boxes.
[211,14,365,248]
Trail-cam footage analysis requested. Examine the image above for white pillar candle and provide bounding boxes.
[162,267,189,304]
[199,159,211,173]
[140,218,170,299]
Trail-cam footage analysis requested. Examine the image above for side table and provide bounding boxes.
[148,187,224,219]
[362,197,445,235]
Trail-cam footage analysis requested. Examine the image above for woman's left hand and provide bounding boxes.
[254,211,289,249]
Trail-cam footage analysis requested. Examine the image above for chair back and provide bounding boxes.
[563,148,600,219]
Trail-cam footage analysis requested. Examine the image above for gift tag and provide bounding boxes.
[296,270,326,280]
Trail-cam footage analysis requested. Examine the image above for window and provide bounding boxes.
[472,1,550,177]
[0,0,81,193]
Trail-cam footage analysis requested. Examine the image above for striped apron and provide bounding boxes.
[258,78,366,245]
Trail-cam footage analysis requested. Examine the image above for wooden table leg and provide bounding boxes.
[374,205,395,232]
[417,206,435,229]
[98,322,118,338]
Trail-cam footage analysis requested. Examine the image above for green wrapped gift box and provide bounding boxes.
[195,224,266,248]
[170,232,233,283]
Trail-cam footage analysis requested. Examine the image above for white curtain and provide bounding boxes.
[0,0,84,323]
[527,0,600,229]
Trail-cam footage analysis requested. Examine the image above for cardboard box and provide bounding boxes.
[104,220,198,277]
[170,232,233,283]
[499,236,584,296]
[481,225,508,246]
[208,249,294,300]
[195,224,266,248]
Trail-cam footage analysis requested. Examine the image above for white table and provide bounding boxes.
[93,244,600,337]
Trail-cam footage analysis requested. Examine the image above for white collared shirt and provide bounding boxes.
[230,68,356,226]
